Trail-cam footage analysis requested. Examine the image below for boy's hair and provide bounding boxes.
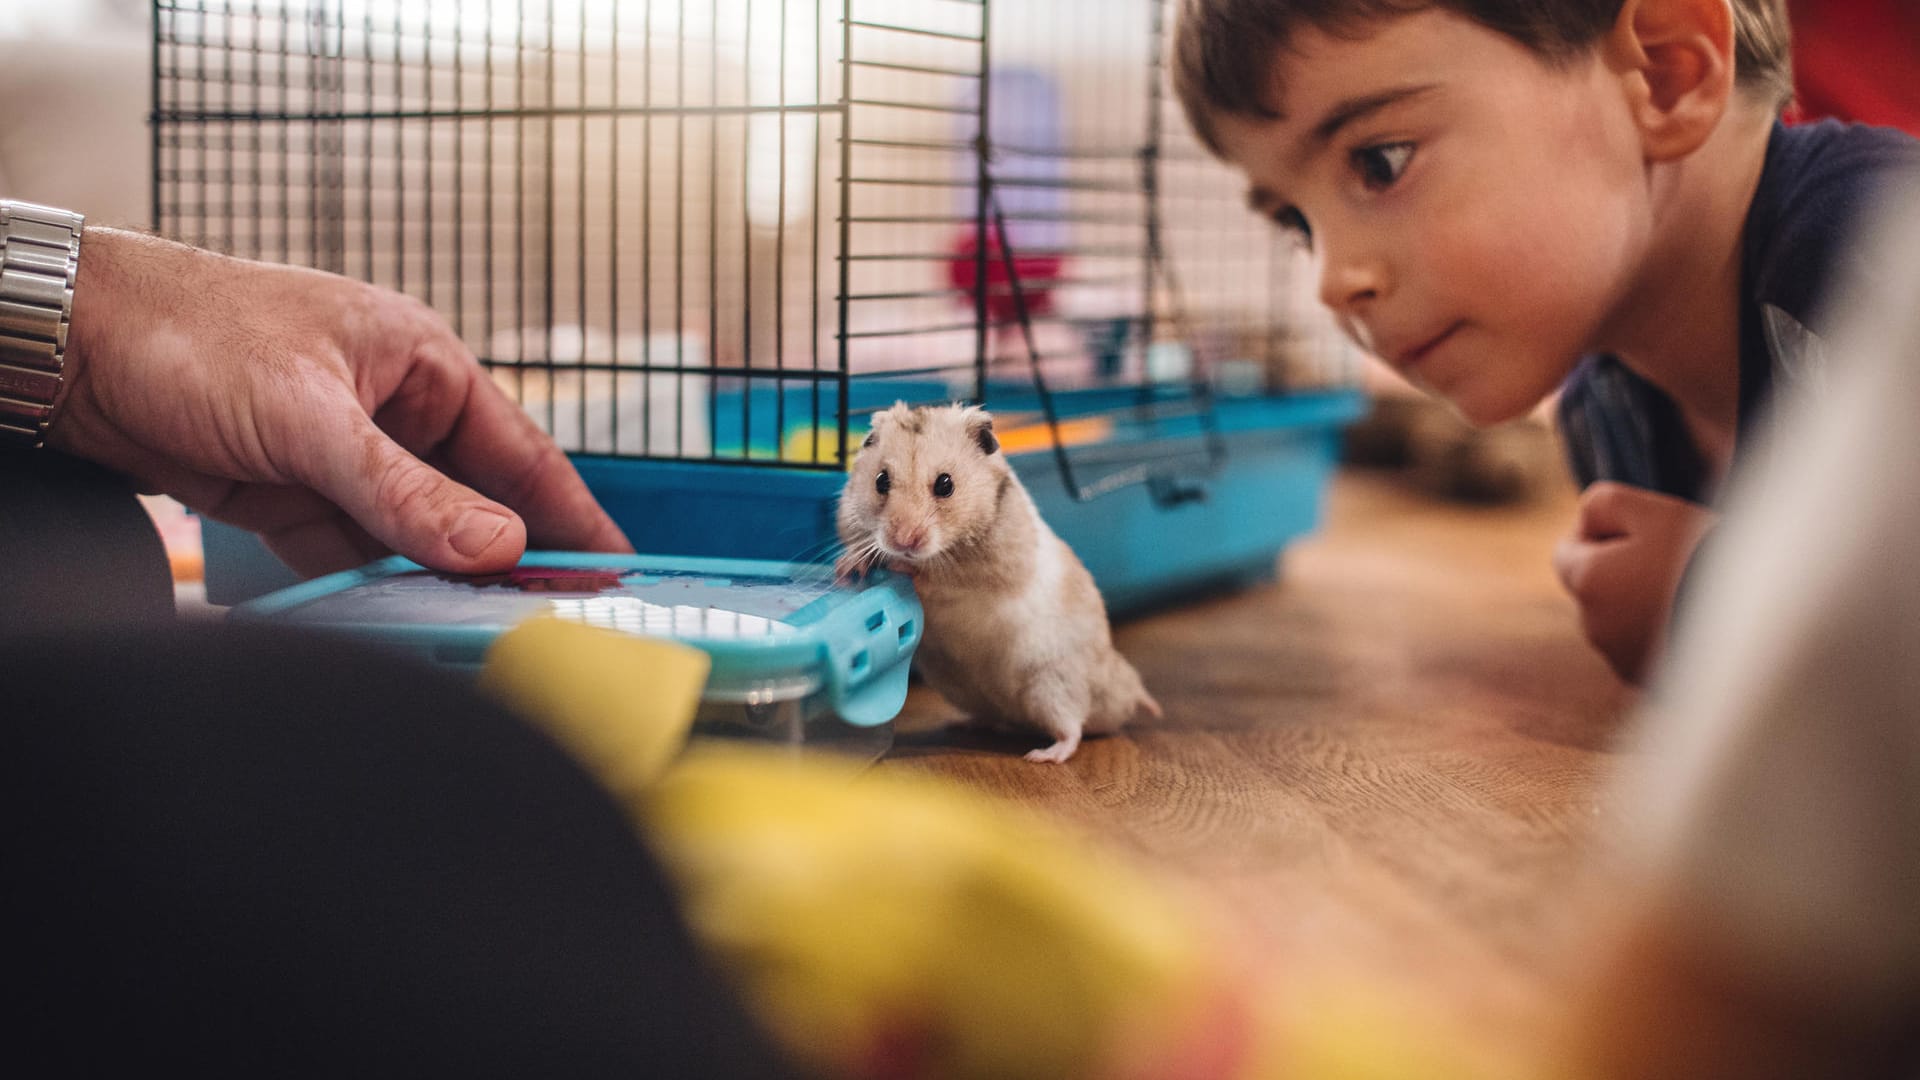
[1173,0,1794,155]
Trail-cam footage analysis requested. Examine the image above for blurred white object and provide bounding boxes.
[1144,340,1192,383]
[0,0,144,43]
[488,325,712,458]
[1626,175,1920,1021]
[0,26,149,225]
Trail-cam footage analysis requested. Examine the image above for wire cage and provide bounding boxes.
[156,0,1365,610]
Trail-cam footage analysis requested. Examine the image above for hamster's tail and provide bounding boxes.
[1138,688,1164,721]
[1121,654,1163,721]
[1114,656,1162,722]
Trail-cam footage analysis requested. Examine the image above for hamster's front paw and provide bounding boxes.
[834,551,872,585]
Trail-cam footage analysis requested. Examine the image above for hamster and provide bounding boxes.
[836,402,1161,763]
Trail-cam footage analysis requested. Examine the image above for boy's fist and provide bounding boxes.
[1553,482,1718,685]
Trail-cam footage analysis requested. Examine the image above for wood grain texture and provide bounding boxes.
[879,468,1637,1042]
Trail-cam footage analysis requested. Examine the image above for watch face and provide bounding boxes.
[274,565,830,640]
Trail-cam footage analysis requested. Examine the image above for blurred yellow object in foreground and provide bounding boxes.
[1267,980,1542,1080]
[478,615,710,795]
[477,617,1252,1079]
[643,747,1254,1080]
[479,618,1539,1080]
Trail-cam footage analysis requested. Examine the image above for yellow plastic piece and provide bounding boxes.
[477,615,711,797]
[781,424,862,466]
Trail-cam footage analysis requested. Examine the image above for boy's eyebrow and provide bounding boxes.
[1244,83,1440,214]
[1291,83,1439,166]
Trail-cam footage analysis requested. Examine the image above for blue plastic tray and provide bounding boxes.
[231,552,922,731]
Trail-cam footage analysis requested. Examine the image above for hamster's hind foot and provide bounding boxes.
[1024,730,1082,764]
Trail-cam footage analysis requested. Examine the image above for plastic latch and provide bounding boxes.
[1148,475,1209,508]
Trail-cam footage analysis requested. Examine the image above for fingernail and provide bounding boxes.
[449,509,511,558]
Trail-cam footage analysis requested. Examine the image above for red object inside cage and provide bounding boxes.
[946,228,1066,330]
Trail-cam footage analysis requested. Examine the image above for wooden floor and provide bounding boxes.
[879,467,1636,1042]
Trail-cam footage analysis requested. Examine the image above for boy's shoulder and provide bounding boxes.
[1558,122,1919,498]
[1745,119,1920,333]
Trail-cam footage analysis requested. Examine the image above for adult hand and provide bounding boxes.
[1553,482,1717,685]
[50,227,631,576]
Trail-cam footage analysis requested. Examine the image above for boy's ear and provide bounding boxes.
[1607,0,1736,162]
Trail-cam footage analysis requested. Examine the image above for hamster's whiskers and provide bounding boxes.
[786,535,846,566]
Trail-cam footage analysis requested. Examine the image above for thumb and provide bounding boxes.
[305,416,529,573]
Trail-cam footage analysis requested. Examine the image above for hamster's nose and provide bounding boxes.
[887,524,927,554]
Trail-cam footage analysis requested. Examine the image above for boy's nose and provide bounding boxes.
[1317,249,1384,319]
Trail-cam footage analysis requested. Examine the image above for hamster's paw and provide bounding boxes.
[833,551,871,585]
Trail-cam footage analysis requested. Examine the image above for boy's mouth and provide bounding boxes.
[1391,322,1462,372]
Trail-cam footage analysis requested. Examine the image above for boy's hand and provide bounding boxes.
[1552,482,1717,685]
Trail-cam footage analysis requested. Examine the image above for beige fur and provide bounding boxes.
[836,403,1161,763]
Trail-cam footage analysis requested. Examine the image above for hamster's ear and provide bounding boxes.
[863,403,906,447]
[966,409,999,455]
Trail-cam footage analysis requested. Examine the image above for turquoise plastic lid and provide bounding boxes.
[231,552,922,728]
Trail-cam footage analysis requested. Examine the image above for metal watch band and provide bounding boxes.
[0,200,85,448]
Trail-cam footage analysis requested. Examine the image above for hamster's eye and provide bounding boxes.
[933,473,954,498]
[875,469,891,496]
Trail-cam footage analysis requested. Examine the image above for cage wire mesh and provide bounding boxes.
[152,0,1359,483]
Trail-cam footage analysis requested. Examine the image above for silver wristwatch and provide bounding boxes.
[0,200,85,449]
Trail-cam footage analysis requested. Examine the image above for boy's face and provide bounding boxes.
[1211,9,1653,425]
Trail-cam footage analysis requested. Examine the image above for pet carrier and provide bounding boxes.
[157,0,1365,614]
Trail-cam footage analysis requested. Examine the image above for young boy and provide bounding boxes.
[1171,0,1920,683]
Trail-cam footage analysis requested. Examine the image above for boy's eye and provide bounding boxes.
[875,469,891,495]
[1352,142,1414,190]
[933,473,954,498]
[1271,205,1313,247]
